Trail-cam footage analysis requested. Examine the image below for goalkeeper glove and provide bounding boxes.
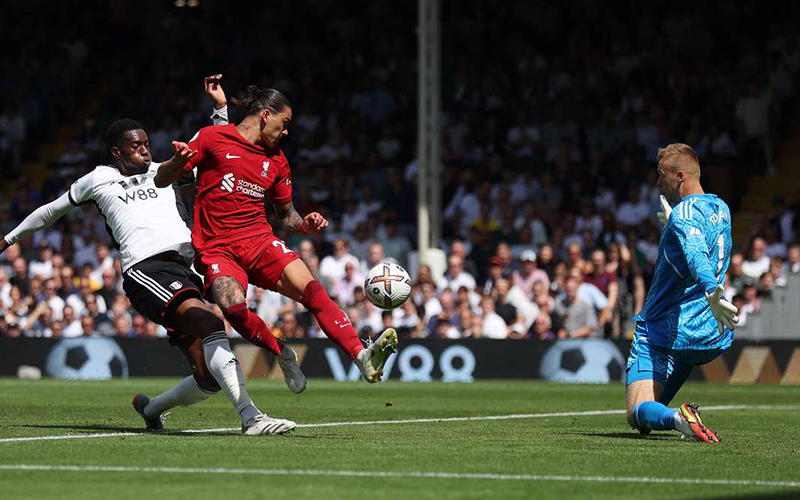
[657,195,672,224]
[706,285,739,334]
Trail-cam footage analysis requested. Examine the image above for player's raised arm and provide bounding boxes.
[0,193,76,255]
[154,141,197,188]
[205,74,229,125]
[273,200,329,235]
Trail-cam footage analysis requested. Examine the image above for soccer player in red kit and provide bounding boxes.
[156,82,397,384]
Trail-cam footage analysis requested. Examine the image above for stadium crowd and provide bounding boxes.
[1,1,799,340]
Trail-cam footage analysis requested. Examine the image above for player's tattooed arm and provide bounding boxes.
[273,201,330,234]
[273,201,307,234]
[211,276,246,310]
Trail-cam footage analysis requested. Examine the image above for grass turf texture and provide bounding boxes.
[1,378,799,500]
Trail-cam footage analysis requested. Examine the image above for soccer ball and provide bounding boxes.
[364,262,412,309]
[45,337,129,380]
[539,339,625,383]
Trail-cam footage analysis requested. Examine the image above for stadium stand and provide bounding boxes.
[1,0,798,340]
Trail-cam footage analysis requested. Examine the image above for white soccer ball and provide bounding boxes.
[364,262,412,309]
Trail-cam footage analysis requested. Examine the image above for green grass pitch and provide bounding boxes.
[1,378,799,500]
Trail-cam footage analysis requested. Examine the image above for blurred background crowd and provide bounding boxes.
[1,0,799,340]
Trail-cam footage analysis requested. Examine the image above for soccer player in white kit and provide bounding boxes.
[0,117,301,436]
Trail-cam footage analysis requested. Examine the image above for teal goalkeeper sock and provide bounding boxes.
[632,401,676,431]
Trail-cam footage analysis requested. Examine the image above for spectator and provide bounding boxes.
[427,289,459,335]
[114,316,132,337]
[583,248,618,330]
[493,278,524,337]
[743,236,771,279]
[555,276,598,338]
[727,252,756,297]
[42,278,66,320]
[80,316,96,336]
[512,249,549,300]
[131,314,148,338]
[29,242,54,279]
[783,243,800,275]
[770,258,787,287]
[759,272,775,298]
[320,237,360,286]
[333,261,364,307]
[418,282,442,324]
[22,302,53,337]
[96,268,119,307]
[481,257,506,295]
[741,283,760,315]
[10,256,30,296]
[361,241,387,275]
[531,314,556,340]
[274,311,305,339]
[437,253,477,293]
[58,266,78,299]
[479,295,508,339]
[83,293,114,336]
[61,305,82,337]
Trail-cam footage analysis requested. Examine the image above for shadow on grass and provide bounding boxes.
[703,491,800,500]
[19,423,149,434]
[558,431,677,441]
[17,423,357,440]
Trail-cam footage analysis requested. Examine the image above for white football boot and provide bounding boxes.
[355,328,399,383]
[241,413,297,436]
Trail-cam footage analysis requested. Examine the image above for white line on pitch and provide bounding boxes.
[0,464,798,489]
[1,404,798,444]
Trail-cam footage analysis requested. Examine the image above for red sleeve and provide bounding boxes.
[269,152,293,205]
[183,128,207,172]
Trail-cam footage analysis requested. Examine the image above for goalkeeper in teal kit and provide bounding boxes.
[626,144,739,443]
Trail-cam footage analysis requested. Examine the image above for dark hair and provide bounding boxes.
[106,119,144,148]
[230,85,291,116]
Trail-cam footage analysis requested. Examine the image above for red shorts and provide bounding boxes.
[195,234,300,298]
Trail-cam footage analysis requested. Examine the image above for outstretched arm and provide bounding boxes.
[272,201,329,235]
[1,193,75,254]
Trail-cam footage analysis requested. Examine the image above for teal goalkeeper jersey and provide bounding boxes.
[632,193,734,351]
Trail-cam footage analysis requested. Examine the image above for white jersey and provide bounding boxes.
[69,162,194,271]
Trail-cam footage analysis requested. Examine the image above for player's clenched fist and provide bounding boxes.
[301,212,328,234]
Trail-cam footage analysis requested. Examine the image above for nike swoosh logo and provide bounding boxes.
[226,153,241,159]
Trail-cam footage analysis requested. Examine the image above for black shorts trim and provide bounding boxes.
[122,258,203,337]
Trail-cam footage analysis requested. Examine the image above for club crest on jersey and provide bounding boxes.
[169,281,183,290]
[211,264,221,275]
[261,161,270,178]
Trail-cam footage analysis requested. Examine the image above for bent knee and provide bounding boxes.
[193,370,221,393]
[179,300,226,334]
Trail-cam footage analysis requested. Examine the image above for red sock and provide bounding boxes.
[223,303,282,355]
[302,280,364,360]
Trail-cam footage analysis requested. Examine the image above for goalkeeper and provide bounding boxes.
[626,144,739,443]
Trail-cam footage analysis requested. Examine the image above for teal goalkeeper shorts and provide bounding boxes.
[626,322,724,386]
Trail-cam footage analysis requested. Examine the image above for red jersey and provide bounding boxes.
[184,124,293,252]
